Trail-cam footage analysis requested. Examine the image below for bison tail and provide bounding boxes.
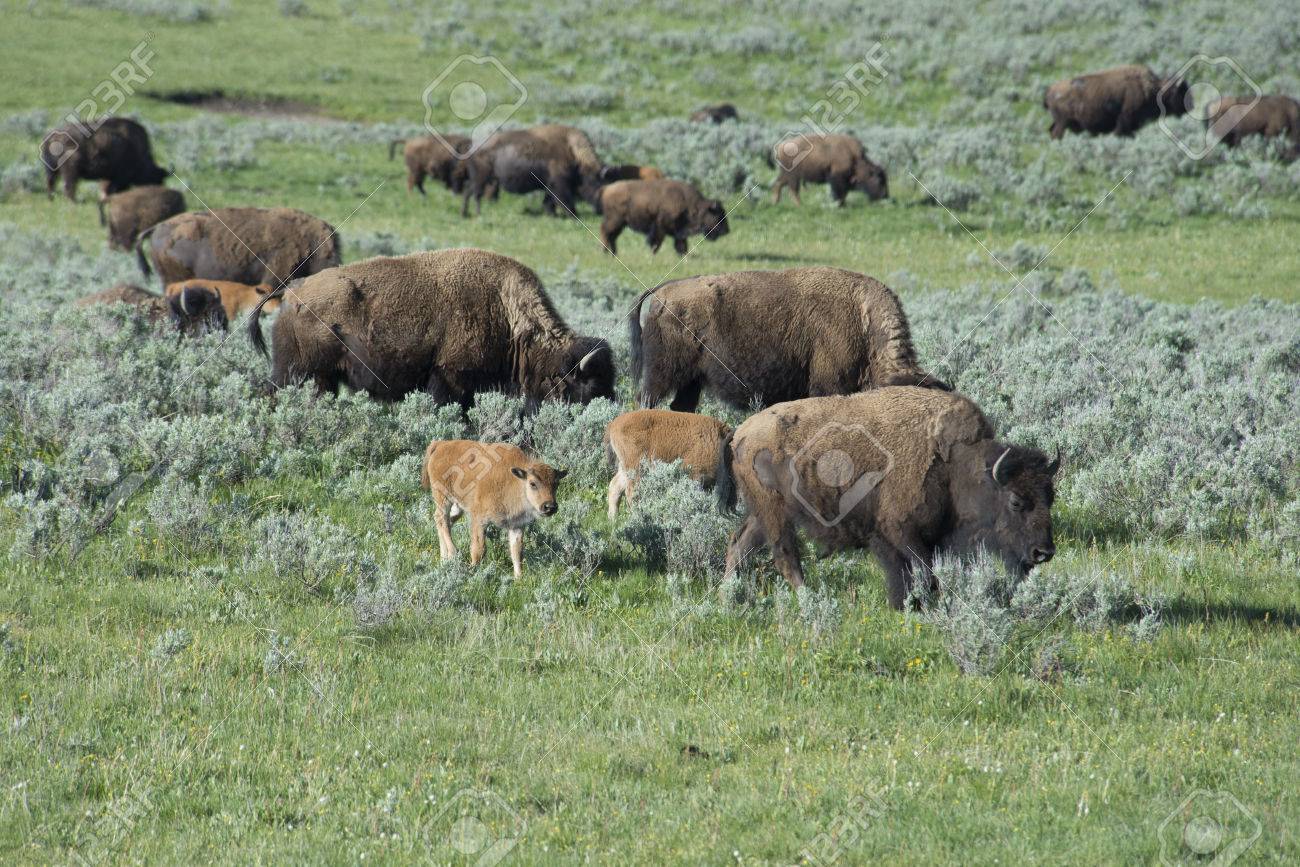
[715,430,738,514]
[388,138,404,161]
[419,441,439,490]
[134,223,158,278]
[602,428,616,473]
[627,285,657,387]
[247,284,286,358]
[96,199,106,227]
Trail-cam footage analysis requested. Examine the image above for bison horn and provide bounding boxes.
[1046,446,1061,476]
[991,447,1012,485]
[180,288,191,316]
[577,346,602,372]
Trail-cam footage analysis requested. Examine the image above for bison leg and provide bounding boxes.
[424,368,458,406]
[668,378,703,413]
[788,179,802,206]
[673,235,689,256]
[469,517,487,567]
[61,169,79,202]
[771,176,786,204]
[871,536,933,610]
[647,225,665,253]
[722,513,768,585]
[829,178,849,206]
[599,215,624,255]
[508,528,525,579]
[432,495,458,560]
[770,524,806,590]
[606,469,629,519]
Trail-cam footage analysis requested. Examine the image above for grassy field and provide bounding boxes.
[1,1,1298,865]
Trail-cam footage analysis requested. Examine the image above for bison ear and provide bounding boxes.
[1046,446,1062,477]
[511,467,527,480]
[553,469,568,480]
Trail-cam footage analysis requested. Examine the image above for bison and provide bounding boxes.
[691,103,738,124]
[604,409,731,518]
[247,248,615,408]
[630,267,947,413]
[76,282,227,336]
[1205,94,1300,157]
[389,133,472,195]
[598,178,729,256]
[137,207,340,290]
[41,117,169,202]
[98,185,186,251]
[717,387,1060,609]
[420,439,567,578]
[1043,65,1188,138]
[164,279,279,321]
[460,124,605,217]
[770,134,887,206]
[598,164,666,183]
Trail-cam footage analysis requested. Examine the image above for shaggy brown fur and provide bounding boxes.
[164,279,279,321]
[247,248,615,407]
[630,267,947,413]
[599,164,666,182]
[717,387,1059,609]
[603,409,731,518]
[598,179,729,255]
[770,134,888,206]
[77,282,227,336]
[1206,95,1300,157]
[420,439,567,578]
[690,103,738,123]
[389,133,472,194]
[1043,65,1188,138]
[99,185,185,251]
[137,207,340,289]
[459,129,584,218]
[41,117,168,202]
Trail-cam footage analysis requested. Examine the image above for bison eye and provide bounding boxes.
[1008,493,1028,512]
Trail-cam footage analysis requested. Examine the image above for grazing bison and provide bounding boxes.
[604,409,731,518]
[1205,95,1300,157]
[599,164,665,183]
[1043,65,1188,138]
[247,248,615,408]
[630,267,947,413]
[77,282,227,336]
[389,133,472,194]
[598,178,729,255]
[460,124,605,217]
[717,387,1060,609]
[41,117,169,202]
[527,123,606,204]
[98,185,185,251]
[691,103,738,124]
[164,279,279,321]
[770,134,887,206]
[137,207,340,289]
[421,439,567,578]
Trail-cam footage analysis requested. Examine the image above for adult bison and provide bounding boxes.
[389,133,472,195]
[136,207,340,289]
[717,387,1059,609]
[77,282,227,336]
[1043,65,1188,138]
[691,103,738,124]
[247,248,615,408]
[630,267,947,412]
[460,124,604,217]
[598,178,729,255]
[99,185,185,251]
[770,134,887,206]
[41,117,169,202]
[1205,95,1300,157]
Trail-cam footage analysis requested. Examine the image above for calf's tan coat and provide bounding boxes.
[604,409,731,518]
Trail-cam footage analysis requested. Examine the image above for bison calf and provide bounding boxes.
[771,134,887,206]
[718,387,1059,609]
[420,440,567,578]
[598,178,729,256]
[77,283,227,336]
[604,409,731,518]
[389,133,472,195]
[165,279,278,321]
[99,185,186,251]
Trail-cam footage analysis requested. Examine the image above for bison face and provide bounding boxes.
[696,199,730,240]
[511,464,568,518]
[973,444,1060,578]
[1159,77,1191,118]
[167,285,227,336]
[854,161,889,200]
[553,337,616,404]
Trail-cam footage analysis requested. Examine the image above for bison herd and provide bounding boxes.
[45,63,1293,605]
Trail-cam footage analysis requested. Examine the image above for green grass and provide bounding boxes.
[2,1,1299,864]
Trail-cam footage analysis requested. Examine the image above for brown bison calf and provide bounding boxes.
[1043,65,1188,138]
[1205,95,1300,157]
[718,387,1060,609]
[164,279,279,321]
[604,409,731,518]
[771,134,887,206]
[598,178,729,255]
[77,283,227,336]
[99,185,186,251]
[420,440,567,578]
[389,133,472,195]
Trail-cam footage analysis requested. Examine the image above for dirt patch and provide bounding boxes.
[145,89,328,121]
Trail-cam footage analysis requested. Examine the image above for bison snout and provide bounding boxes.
[1031,544,1055,565]
[540,501,558,516]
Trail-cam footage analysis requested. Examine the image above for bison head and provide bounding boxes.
[1158,77,1191,118]
[853,159,889,200]
[956,443,1059,578]
[511,462,568,518]
[167,284,227,336]
[533,336,616,405]
[693,198,730,241]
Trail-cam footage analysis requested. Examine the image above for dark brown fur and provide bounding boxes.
[247,248,615,407]
[99,185,185,251]
[389,133,472,194]
[460,124,604,217]
[629,267,948,413]
[76,282,227,336]
[41,117,168,202]
[690,104,738,124]
[1043,65,1188,138]
[137,207,340,289]
[1206,95,1300,157]
[717,387,1059,609]
[770,134,887,206]
[598,179,729,255]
